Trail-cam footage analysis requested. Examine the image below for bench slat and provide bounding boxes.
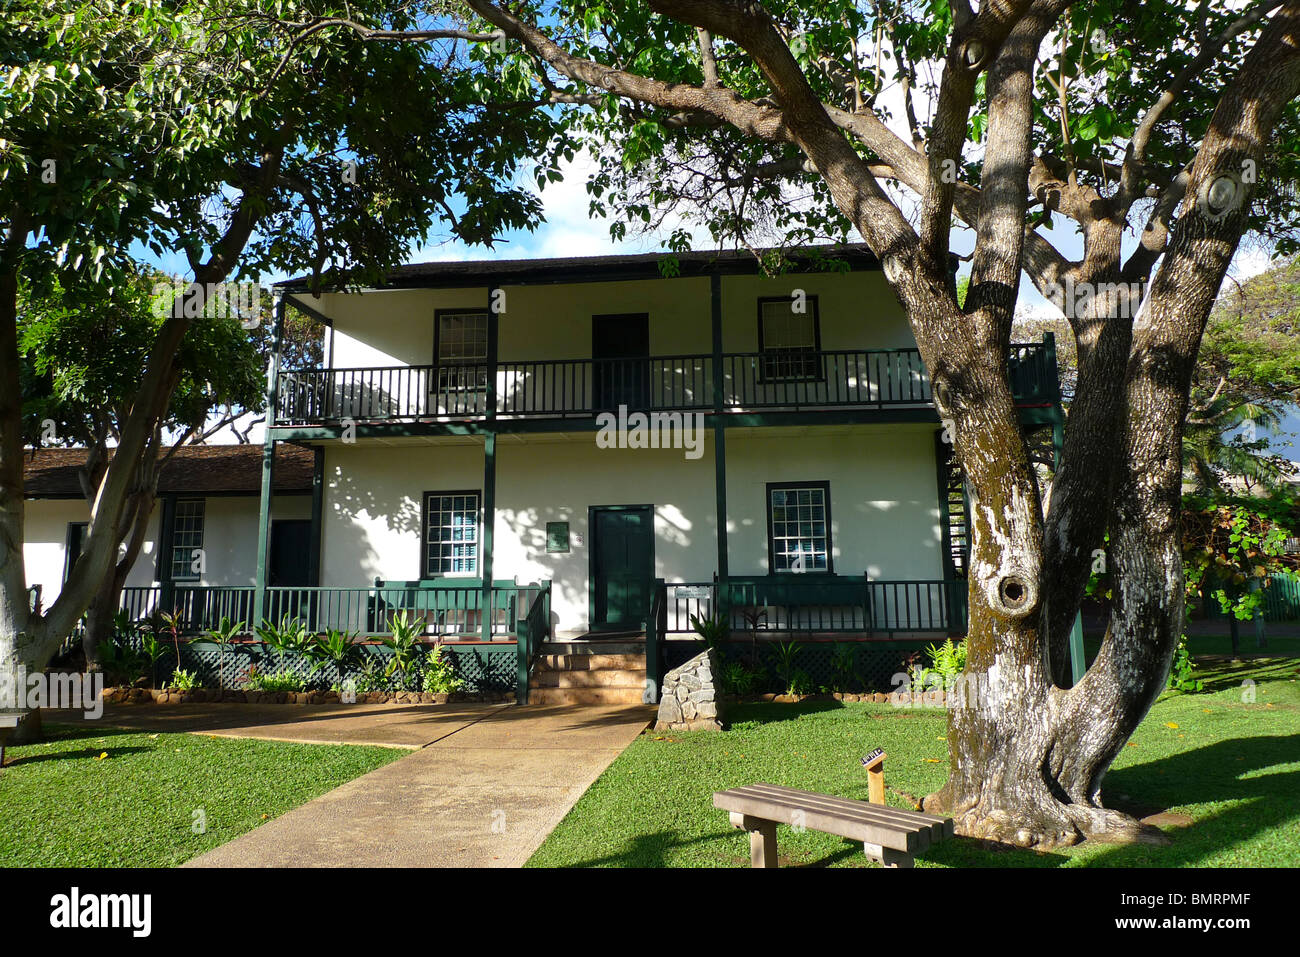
[728,785,939,845]
[714,789,925,852]
[740,783,953,841]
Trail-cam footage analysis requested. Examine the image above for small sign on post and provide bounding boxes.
[861,749,887,805]
[674,585,711,599]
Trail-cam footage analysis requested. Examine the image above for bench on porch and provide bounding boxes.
[713,753,954,867]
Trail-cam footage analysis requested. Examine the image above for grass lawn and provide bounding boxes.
[0,725,403,867]
[528,656,1300,868]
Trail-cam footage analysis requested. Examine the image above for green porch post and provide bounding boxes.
[480,432,497,642]
[710,274,729,617]
[308,445,324,586]
[1052,417,1086,685]
[253,439,275,628]
[254,296,286,629]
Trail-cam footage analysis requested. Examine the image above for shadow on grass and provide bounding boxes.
[4,745,154,767]
[725,699,845,727]
[1091,733,1300,866]
[558,829,734,868]
[1196,657,1300,690]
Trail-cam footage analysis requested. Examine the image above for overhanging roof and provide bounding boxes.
[276,243,884,294]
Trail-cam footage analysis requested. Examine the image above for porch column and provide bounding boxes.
[486,284,499,422]
[480,432,497,642]
[710,274,729,615]
[253,295,286,629]
[308,445,324,586]
[1052,417,1086,684]
[253,439,275,628]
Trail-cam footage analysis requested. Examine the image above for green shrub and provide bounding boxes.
[168,668,200,691]
[718,659,761,696]
[421,642,464,694]
[247,669,305,693]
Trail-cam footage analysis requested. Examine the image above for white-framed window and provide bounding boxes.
[767,482,831,573]
[170,499,205,581]
[435,310,488,392]
[758,296,820,381]
[423,491,480,576]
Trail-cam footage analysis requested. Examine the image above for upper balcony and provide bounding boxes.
[274,342,1059,429]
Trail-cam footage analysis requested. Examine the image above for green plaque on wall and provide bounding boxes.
[546,521,570,553]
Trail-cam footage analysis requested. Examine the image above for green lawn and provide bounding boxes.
[528,656,1300,867]
[0,725,402,867]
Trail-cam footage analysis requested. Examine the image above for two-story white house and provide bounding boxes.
[239,244,1061,702]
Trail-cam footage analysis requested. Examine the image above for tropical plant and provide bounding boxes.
[689,613,729,649]
[155,609,186,669]
[140,633,170,690]
[718,659,761,697]
[96,636,149,688]
[829,643,861,693]
[313,628,359,684]
[205,616,245,693]
[421,642,464,695]
[771,641,803,696]
[383,612,425,691]
[255,615,313,670]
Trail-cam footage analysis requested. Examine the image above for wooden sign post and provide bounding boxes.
[861,749,887,805]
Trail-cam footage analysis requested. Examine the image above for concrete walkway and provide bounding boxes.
[104,702,654,867]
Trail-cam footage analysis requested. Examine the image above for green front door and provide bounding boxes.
[589,505,654,632]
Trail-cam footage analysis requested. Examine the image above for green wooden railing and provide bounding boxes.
[644,578,668,705]
[115,581,551,639]
[659,575,968,636]
[276,343,1057,424]
[514,583,553,703]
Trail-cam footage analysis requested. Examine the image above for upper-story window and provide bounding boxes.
[757,296,821,381]
[435,309,488,392]
[170,499,205,582]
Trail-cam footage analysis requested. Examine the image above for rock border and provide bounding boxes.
[101,687,515,706]
[722,690,950,707]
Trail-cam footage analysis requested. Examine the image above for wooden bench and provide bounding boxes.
[713,760,954,868]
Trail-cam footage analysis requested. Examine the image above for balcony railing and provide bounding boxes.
[276,344,1057,425]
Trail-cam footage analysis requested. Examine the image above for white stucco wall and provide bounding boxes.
[724,424,943,580]
[318,423,942,636]
[23,494,309,602]
[307,266,910,371]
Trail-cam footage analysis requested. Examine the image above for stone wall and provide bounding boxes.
[655,648,724,731]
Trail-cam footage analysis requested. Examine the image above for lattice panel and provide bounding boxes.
[668,640,926,693]
[169,641,514,693]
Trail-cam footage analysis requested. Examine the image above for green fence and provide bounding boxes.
[1203,572,1300,622]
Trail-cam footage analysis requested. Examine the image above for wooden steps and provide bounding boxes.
[528,650,648,705]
